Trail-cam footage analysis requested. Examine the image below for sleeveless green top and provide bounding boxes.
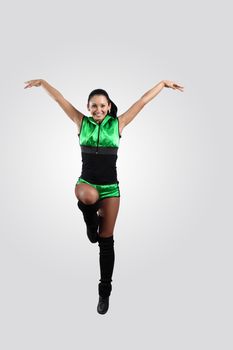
[78,114,121,184]
[79,114,120,148]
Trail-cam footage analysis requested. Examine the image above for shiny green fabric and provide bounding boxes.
[76,177,120,200]
[79,114,120,148]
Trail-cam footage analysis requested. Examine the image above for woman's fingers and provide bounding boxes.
[24,80,34,85]
[24,80,33,88]
[177,85,184,92]
[170,82,184,91]
[164,80,184,91]
[24,84,33,89]
[173,84,184,91]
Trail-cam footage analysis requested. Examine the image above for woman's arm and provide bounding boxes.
[118,80,184,128]
[24,79,84,126]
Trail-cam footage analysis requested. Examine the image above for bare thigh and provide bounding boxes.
[75,183,99,205]
[98,197,120,238]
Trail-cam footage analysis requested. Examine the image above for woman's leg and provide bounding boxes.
[98,196,120,238]
[97,197,120,303]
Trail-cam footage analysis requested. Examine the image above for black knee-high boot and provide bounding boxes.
[97,236,115,314]
[77,200,100,243]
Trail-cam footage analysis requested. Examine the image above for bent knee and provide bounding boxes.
[82,195,99,205]
[75,183,99,204]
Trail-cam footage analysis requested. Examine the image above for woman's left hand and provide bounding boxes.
[163,80,184,92]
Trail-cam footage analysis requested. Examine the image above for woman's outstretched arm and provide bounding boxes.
[24,79,84,126]
[118,80,184,128]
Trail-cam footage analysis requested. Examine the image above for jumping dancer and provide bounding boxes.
[24,79,184,314]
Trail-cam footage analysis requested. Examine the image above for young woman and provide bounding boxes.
[24,79,184,314]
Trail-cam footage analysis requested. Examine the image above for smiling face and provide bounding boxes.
[87,95,111,123]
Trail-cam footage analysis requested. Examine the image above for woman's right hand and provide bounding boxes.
[163,80,184,91]
[24,79,44,89]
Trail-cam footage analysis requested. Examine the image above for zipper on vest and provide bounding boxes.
[96,123,101,154]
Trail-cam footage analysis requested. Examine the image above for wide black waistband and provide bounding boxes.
[81,145,118,155]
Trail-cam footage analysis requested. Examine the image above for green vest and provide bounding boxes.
[79,114,121,151]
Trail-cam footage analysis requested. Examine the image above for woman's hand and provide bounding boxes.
[163,80,184,92]
[24,79,44,89]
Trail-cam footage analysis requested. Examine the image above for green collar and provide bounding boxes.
[88,114,114,126]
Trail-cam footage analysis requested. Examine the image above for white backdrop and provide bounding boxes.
[0,0,232,349]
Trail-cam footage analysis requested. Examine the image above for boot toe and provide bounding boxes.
[97,296,109,314]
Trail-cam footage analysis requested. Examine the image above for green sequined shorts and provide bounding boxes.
[76,177,120,200]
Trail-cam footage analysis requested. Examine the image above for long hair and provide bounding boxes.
[87,88,118,118]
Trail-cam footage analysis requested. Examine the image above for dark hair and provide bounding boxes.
[87,88,118,118]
